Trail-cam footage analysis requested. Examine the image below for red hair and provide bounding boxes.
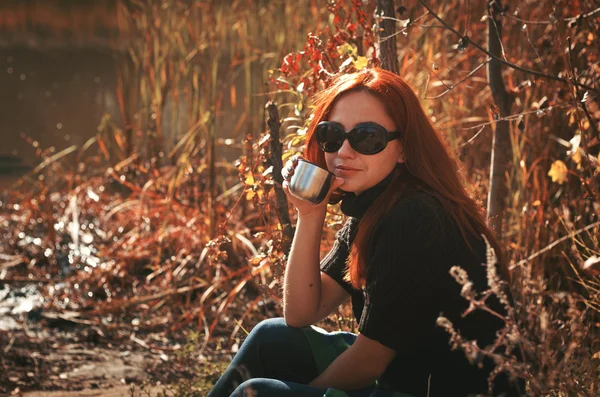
[304,68,506,289]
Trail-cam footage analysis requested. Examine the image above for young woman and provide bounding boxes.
[207,68,521,397]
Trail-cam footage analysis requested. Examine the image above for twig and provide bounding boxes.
[379,12,430,42]
[425,59,490,99]
[549,134,600,164]
[130,333,151,349]
[566,37,600,140]
[511,221,600,269]
[460,125,487,147]
[198,309,210,357]
[0,257,26,271]
[443,100,578,131]
[416,0,599,94]
[506,7,600,25]
[3,335,15,354]
[87,281,210,315]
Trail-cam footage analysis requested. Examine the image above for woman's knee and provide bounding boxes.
[247,317,291,341]
[240,317,317,383]
[244,317,311,360]
[230,378,280,397]
[231,378,325,397]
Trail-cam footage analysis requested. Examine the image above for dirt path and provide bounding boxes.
[22,385,163,397]
[1,285,230,397]
[3,340,163,396]
[1,325,224,396]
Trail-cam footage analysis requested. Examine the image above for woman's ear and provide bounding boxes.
[396,144,406,164]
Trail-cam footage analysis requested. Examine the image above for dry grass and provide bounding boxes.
[1,0,599,395]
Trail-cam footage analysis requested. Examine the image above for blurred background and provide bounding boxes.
[0,0,598,396]
[0,1,121,189]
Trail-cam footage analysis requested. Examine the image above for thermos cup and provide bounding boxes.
[288,159,336,205]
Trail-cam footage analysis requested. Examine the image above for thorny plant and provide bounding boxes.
[438,235,599,397]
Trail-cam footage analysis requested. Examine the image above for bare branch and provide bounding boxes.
[511,221,600,269]
[379,12,430,42]
[440,100,579,132]
[416,0,599,94]
[425,59,490,99]
[566,36,600,140]
[460,125,486,147]
[506,6,600,25]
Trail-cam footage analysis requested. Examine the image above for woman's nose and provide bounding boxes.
[336,137,356,158]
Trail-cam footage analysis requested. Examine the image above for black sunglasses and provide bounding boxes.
[315,121,401,155]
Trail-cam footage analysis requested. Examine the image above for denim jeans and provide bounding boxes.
[206,317,330,397]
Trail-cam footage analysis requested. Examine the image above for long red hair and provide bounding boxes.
[304,68,506,289]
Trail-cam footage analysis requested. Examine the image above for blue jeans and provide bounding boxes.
[207,317,342,397]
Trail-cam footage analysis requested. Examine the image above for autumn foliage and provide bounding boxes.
[1,0,599,395]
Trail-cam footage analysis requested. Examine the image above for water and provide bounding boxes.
[0,283,43,331]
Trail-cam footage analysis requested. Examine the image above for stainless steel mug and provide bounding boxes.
[288,159,336,204]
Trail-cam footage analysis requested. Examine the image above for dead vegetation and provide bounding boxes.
[1,1,599,395]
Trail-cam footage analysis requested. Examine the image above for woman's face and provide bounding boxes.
[324,91,405,195]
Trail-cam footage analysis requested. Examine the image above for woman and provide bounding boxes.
[208,68,520,397]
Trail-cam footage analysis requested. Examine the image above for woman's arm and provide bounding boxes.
[282,156,349,327]
[283,212,326,326]
[282,213,349,327]
[309,334,396,389]
[281,154,347,327]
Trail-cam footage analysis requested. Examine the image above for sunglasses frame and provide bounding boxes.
[315,121,402,155]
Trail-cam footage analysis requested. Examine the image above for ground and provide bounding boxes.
[1,321,229,397]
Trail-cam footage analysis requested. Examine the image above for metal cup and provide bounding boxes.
[288,159,335,204]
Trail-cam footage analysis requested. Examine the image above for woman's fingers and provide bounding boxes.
[281,155,301,181]
[281,161,290,180]
[323,177,344,201]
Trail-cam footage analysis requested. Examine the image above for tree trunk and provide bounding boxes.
[376,0,399,74]
[486,0,513,239]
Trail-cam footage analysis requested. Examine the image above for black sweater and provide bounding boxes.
[320,175,521,397]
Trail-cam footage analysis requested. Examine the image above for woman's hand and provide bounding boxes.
[281,154,344,218]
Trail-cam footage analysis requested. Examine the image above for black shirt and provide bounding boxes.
[320,174,521,397]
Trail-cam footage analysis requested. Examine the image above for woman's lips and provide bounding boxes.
[335,165,360,176]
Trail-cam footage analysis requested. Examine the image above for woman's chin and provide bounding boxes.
[336,178,364,194]
[339,185,357,194]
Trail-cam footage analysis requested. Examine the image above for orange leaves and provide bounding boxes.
[237,152,268,204]
[548,160,569,185]
[240,164,265,202]
[271,0,377,97]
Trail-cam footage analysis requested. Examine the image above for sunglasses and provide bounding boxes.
[315,121,401,155]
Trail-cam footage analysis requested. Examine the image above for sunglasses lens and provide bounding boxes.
[316,124,344,152]
[316,122,394,155]
[351,126,387,154]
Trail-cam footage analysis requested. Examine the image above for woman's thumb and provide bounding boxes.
[330,177,345,192]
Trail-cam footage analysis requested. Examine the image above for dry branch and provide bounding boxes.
[416,0,599,94]
[266,102,294,255]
